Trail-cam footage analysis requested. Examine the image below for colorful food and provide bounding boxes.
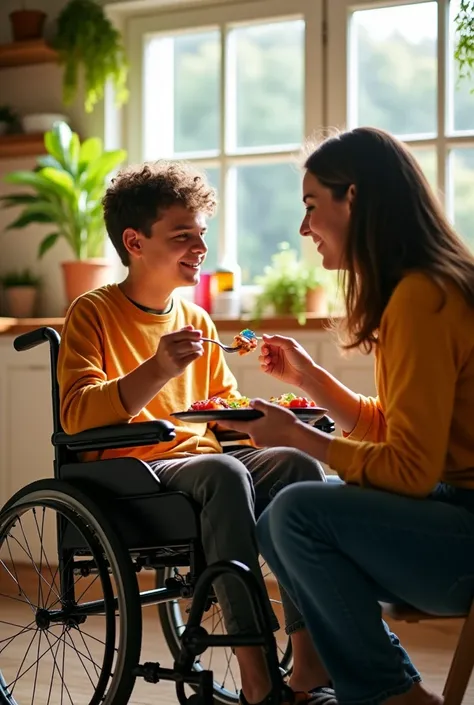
[189,397,231,411]
[269,393,318,409]
[189,392,316,411]
[232,328,259,356]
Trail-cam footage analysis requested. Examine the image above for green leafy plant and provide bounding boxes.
[454,1,474,89]
[1,121,127,260]
[252,242,329,325]
[1,268,40,288]
[52,0,129,113]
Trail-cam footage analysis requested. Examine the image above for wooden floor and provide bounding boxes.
[2,594,474,704]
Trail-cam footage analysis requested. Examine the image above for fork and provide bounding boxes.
[201,338,243,354]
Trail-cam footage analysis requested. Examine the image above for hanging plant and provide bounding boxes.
[52,0,129,113]
[454,0,474,89]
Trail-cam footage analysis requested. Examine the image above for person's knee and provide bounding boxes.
[265,483,316,542]
[268,447,326,499]
[198,454,254,503]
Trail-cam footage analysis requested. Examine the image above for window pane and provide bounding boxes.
[451,148,474,250]
[450,0,474,133]
[236,163,302,283]
[350,3,437,137]
[144,30,220,158]
[409,147,437,192]
[228,20,304,151]
[202,167,219,274]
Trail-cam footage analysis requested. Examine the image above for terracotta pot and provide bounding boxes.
[9,10,47,41]
[5,286,38,318]
[62,259,113,305]
[306,285,328,316]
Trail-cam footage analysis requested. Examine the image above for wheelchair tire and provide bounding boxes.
[0,479,142,705]
[156,565,293,704]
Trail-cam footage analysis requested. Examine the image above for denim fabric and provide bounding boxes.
[257,476,474,705]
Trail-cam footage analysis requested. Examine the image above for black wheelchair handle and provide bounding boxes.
[14,326,61,352]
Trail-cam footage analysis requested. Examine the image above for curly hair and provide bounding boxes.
[102,161,218,265]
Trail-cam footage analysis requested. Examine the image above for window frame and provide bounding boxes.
[125,0,325,272]
[325,0,474,226]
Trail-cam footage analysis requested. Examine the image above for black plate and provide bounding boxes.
[171,407,328,424]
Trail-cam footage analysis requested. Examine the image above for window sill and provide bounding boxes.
[0,314,337,337]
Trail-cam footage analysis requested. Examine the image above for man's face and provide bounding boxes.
[123,205,208,289]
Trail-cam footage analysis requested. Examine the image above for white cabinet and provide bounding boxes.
[0,339,54,511]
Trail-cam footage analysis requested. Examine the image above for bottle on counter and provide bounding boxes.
[212,260,242,317]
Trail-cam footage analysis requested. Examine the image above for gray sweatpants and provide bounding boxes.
[149,447,326,636]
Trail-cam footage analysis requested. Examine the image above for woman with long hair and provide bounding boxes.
[225,126,474,705]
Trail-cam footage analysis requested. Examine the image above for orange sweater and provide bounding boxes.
[57,284,238,462]
[327,272,474,497]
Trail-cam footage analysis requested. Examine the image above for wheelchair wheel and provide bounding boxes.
[157,560,292,704]
[0,479,142,705]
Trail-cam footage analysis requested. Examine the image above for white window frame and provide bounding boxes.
[325,0,474,225]
[123,0,325,271]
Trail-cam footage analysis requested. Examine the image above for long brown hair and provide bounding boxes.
[305,127,474,352]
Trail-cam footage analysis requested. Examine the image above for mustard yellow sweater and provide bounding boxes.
[57,284,238,462]
[327,272,474,497]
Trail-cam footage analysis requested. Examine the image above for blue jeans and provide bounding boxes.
[256,476,474,705]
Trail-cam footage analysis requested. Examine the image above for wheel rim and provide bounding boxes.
[0,493,134,705]
[161,559,292,704]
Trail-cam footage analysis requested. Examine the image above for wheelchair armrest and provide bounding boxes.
[53,420,176,452]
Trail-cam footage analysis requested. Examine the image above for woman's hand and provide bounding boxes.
[222,398,300,447]
[222,398,332,462]
[259,334,317,388]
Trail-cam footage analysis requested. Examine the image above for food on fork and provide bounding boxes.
[231,328,259,355]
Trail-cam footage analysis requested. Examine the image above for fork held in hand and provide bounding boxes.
[201,337,242,353]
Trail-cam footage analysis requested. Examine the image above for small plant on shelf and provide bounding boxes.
[0,105,20,135]
[252,242,332,325]
[1,268,40,318]
[1,268,40,288]
[1,121,126,304]
[52,0,129,113]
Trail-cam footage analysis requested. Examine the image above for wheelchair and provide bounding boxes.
[0,326,336,705]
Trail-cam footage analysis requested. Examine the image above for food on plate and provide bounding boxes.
[269,392,318,409]
[189,397,230,411]
[232,328,259,355]
[188,392,316,411]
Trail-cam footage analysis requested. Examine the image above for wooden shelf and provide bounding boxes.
[0,133,45,159]
[0,39,58,69]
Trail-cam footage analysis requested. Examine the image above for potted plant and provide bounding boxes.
[0,105,20,136]
[9,2,47,41]
[454,1,474,88]
[1,269,40,318]
[1,121,127,305]
[252,242,330,325]
[52,0,129,113]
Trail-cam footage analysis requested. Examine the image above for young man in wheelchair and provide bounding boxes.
[57,161,331,705]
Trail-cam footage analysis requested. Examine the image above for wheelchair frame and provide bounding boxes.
[1,325,336,705]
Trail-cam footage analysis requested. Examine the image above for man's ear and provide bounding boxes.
[122,228,143,258]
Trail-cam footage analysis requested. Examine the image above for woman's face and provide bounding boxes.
[299,170,353,270]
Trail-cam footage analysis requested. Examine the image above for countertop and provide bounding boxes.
[0,314,335,337]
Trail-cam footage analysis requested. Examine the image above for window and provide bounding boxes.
[122,0,473,280]
[327,0,474,249]
[126,0,323,283]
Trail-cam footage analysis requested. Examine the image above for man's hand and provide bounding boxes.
[118,326,204,417]
[154,325,204,379]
